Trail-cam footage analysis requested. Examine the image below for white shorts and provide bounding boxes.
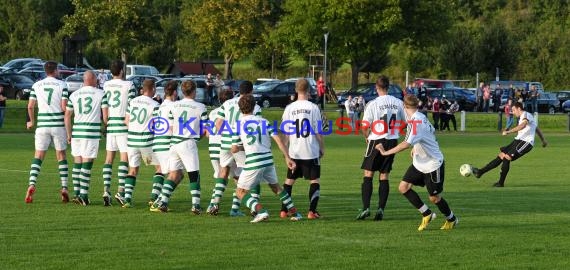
[106,134,128,152]
[210,159,241,179]
[127,147,158,167]
[35,127,67,151]
[71,139,100,159]
[237,166,278,190]
[219,150,245,168]
[154,151,171,175]
[168,140,199,172]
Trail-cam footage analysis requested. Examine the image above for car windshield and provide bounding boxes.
[348,85,371,94]
[67,75,83,82]
[255,82,280,92]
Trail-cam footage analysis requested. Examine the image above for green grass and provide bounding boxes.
[1,130,570,269]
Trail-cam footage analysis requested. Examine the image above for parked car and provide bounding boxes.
[428,88,477,111]
[553,91,570,111]
[65,73,84,93]
[254,78,280,87]
[0,73,34,99]
[125,64,159,79]
[18,70,46,82]
[1,58,42,72]
[337,83,404,108]
[252,81,296,108]
[154,78,207,104]
[225,79,248,95]
[284,77,319,102]
[498,89,559,114]
[414,78,455,89]
[127,75,161,93]
[562,100,570,113]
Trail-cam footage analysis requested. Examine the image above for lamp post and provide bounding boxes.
[323,32,329,108]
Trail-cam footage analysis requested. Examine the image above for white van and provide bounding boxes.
[125,64,159,79]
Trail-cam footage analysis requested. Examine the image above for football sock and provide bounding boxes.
[499,159,510,185]
[231,191,241,212]
[28,158,42,186]
[480,157,502,176]
[212,178,227,204]
[279,190,296,213]
[309,183,320,212]
[188,171,201,206]
[72,163,82,196]
[361,177,373,209]
[150,173,164,201]
[58,160,68,189]
[281,184,293,212]
[124,175,137,203]
[435,198,456,221]
[251,184,261,199]
[403,189,424,210]
[160,180,178,204]
[79,161,93,199]
[378,180,389,210]
[242,193,263,213]
[419,204,433,217]
[102,163,112,193]
[118,161,128,197]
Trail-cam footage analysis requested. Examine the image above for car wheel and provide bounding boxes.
[548,106,556,114]
[15,90,23,100]
[261,99,271,109]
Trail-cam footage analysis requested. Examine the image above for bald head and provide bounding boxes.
[83,71,97,87]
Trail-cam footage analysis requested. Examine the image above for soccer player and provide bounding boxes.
[123,79,159,208]
[148,80,178,205]
[101,60,137,206]
[356,75,406,221]
[205,89,245,216]
[470,101,548,187]
[376,95,459,231]
[25,61,70,203]
[150,80,207,213]
[231,94,302,223]
[207,81,262,216]
[280,78,325,219]
[65,71,105,205]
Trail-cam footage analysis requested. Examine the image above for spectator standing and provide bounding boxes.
[447,100,459,131]
[0,86,6,128]
[432,97,440,130]
[529,85,539,113]
[317,75,326,109]
[504,99,514,130]
[439,97,450,131]
[483,84,491,112]
[214,74,225,103]
[345,96,355,130]
[206,73,215,105]
[476,82,484,112]
[97,69,107,89]
[493,84,503,112]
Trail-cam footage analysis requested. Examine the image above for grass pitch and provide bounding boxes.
[1,132,569,269]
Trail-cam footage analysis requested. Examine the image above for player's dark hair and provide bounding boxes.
[110,60,124,76]
[295,78,309,94]
[164,80,178,98]
[239,81,254,95]
[219,89,234,103]
[43,61,57,74]
[238,94,255,114]
[404,95,420,108]
[181,80,196,97]
[513,101,524,110]
[376,75,390,91]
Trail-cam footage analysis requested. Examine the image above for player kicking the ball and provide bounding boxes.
[376,95,458,231]
[231,94,302,223]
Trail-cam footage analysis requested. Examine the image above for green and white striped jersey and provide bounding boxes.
[170,98,208,144]
[217,96,261,150]
[30,77,69,128]
[67,86,105,139]
[208,107,222,160]
[232,115,275,171]
[127,95,159,148]
[152,99,175,153]
[102,79,136,135]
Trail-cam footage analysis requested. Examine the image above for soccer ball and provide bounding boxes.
[459,164,473,177]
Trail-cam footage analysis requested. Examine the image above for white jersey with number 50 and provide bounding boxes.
[30,77,69,128]
[102,79,136,135]
[127,95,159,148]
[282,100,321,159]
[362,95,405,140]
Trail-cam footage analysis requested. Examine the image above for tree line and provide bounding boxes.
[0,0,568,89]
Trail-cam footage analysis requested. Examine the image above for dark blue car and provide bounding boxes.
[428,88,477,111]
[337,83,403,108]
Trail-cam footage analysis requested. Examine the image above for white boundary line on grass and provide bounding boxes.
[0,168,57,175]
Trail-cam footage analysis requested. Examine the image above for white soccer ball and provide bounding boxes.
[460,164,472,177]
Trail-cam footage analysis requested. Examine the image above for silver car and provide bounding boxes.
[65,73,83,93]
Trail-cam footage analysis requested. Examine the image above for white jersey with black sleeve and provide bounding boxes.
[362,95,406,140]
[404,111,444,173]
[515,111,536,146]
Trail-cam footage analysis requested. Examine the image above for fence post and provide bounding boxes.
[460,111,466,131]
[497,111,503,131]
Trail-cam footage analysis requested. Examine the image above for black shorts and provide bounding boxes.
[360,139,397,173]
[403,162,445,196]
[287,158,320,180]
[500,140,533,161]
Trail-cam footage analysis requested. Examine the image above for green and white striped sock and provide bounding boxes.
[58,160,68,189]
[72,163,82,197]
[212,178,227,204]
[150,173,164,201]
[160,180,178,205]
[118,161,128,197]
[189,181,201,206]
[28,158,42,186]
[231,191,241,211]
[251,184,261,200]
[279,190,295,212]
[102,163,112,193]
[241,193,263,213]
[79,162,93,199]
[124,175,137,203]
